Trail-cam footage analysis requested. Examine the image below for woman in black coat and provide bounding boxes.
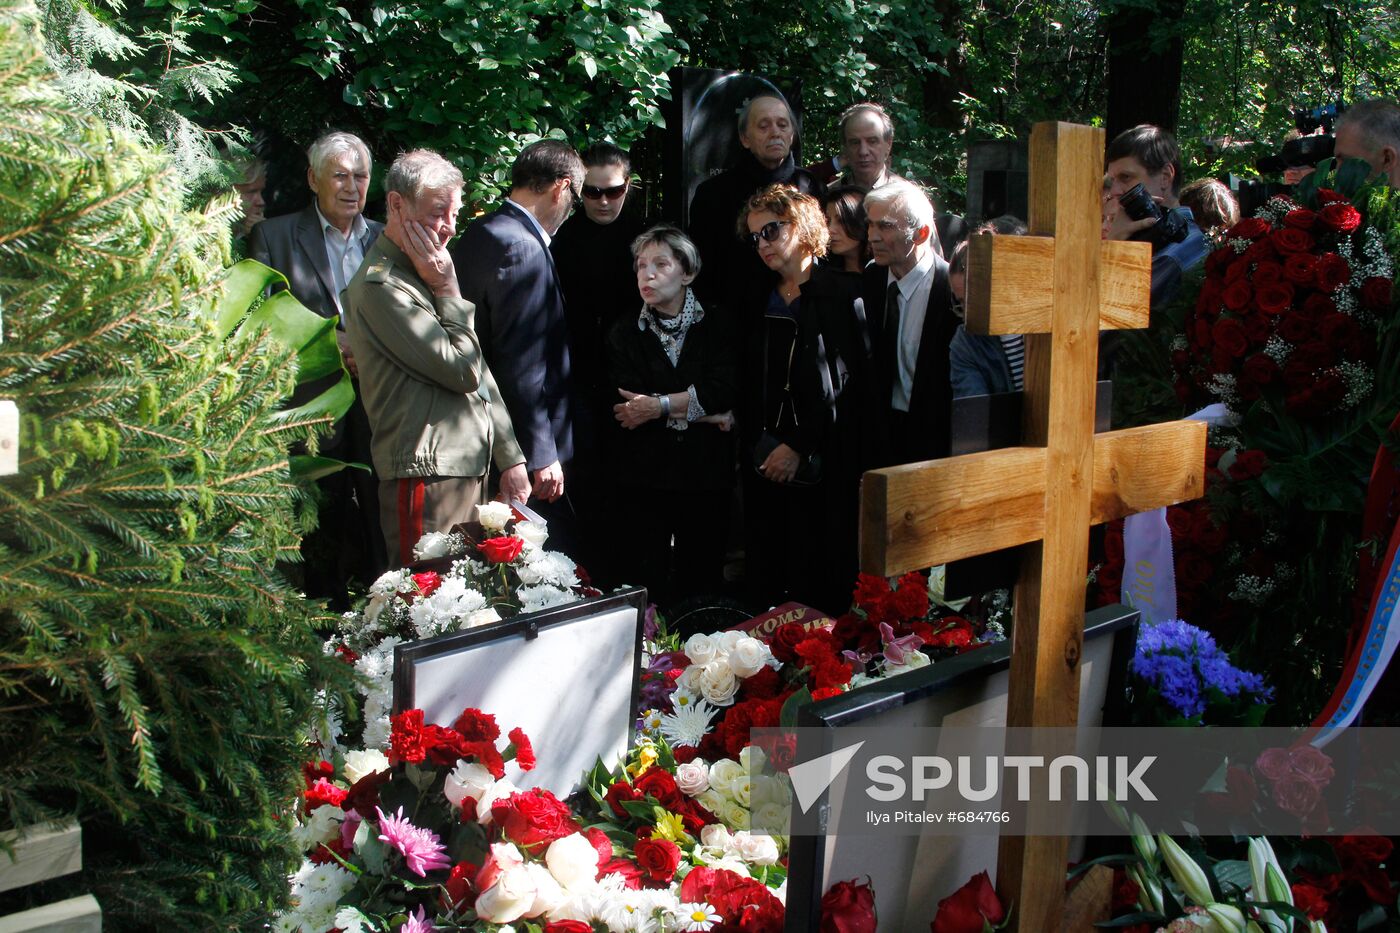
[606,225,737,607]
[738,185,868,614]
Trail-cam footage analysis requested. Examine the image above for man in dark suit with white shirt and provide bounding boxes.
[248,130,385,598]
[451,140,589,559]
[861,180,959,467]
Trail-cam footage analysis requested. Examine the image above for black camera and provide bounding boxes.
[1256,134,1335,175]
[1118,183,1189,249]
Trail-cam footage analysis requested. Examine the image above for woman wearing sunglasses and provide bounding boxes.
[737,185,868,613]
[605,225,737,608]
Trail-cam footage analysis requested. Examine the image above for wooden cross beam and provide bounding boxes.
[857,122,1206,926]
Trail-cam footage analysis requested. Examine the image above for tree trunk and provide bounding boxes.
[1104,0,1186,138]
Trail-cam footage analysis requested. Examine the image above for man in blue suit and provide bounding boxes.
[452,141,588,555]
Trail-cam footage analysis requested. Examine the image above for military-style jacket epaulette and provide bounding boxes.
[364,258,393,283]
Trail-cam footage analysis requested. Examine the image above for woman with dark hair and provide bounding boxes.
[821,184,871,272]
[605,226,737,608]
[737,184,868,613]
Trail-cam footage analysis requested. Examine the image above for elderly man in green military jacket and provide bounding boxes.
[344,149,531,565]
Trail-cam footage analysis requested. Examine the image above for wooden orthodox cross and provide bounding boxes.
[858,122,1207,926]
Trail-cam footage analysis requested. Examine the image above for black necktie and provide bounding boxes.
[881,280,902,382]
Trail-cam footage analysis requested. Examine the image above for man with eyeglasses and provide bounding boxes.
[861,181,960,466]
[453,140,589,559]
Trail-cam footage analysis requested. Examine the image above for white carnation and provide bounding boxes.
[698,661,739,706]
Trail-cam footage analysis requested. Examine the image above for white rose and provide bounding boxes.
[683,633,721,667]
[465,607,502,628]
[749,774,783,807]
[696,789,727,816]
[728,637,770,678]
[475,778,520,825]
[753,803,790,836]
[708,855,752,876]
[675,760,710,797]
[545,833,601,892]
[475,863,538,924]
[444,761,497,810]
[698,661,739,706]
[720,800,750,830]
[738,744,767,774]
[515,520,549,549]
[731,773,752,807]
[731,831,780,865]
[708,759,744,796]
[342,748,389,785]
[699,824,733,850]
[477,501,514,532]
[718,630,747,655]
[524,863,566,918]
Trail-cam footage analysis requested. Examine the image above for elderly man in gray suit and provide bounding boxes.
[249,130,385,601]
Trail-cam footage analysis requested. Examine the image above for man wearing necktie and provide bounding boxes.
[860,181,959,467]
[452,140,589,559]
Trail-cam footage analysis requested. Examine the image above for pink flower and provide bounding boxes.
[401,905,436,933]
[376,805,452,877]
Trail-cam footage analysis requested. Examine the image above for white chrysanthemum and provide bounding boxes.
[289,803,343,850]
[519,583,578,613]
[282,861,355,932]
[408,575,488,639]
[659,699,717,748]
[518,549,580,588]
[369,569,411,597]
[675,902,721,932]
[413,530,465,560]
[333,906,372,933]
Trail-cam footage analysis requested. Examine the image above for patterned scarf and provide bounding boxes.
[638,288,703,366]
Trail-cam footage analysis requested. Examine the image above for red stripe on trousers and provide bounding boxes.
[397,477,425,565]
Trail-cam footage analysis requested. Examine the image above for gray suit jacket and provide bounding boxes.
[248,205,383,452]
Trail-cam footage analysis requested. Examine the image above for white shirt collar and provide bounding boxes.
[888,247,936,299]
[506,198,552,247]
[314,203,367,241]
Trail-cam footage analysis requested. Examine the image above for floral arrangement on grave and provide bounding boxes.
[318,512,597,750]
[1127,621,1273,727]
[928,871,1008,933]
[1097,161,1400,723]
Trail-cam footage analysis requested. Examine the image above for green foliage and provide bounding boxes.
[0,1,353,927]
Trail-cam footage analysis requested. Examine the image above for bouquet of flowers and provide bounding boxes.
[1128,620,1273,726]
[319,512,594,750]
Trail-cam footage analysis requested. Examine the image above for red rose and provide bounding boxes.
[1254,282,1294,315]
[1205,245,1235,274]
[1334,832,1393,867]
[931,871,1006,933]
[635,768,684,810]
[1278,313,1314,343]
[1361,276,1393,310]
[1212,318,1249,357]
[634,837,681,884]
[1288,745,1335,787]
[583,826,614,867]
[1284,208,1318,229]
[820,878,877,933]
[1282,252,1318,285]
[1302,293,1336,317]
[451,707,500,742]
[1228,449,1267,480]
[1291,341,1332,373]
[478,535,524,563]
[544,922,595,933]
[1243,238,1277,264]
[1319,313,1359,351]
[508,726,535,771]
[1315,187,1345,205]
[389,709,427,765]
[1272,775,1323,820]
[444,860,477,909]
[1272,227,1314,253]
[769,622,809,663]
[1292,883,1331,920]
[1318,202,1362,234]
[1243,309,1268,342]
[1316,253,1350,291]
[604,780,642,820]
[1252,260,1284,287]
[411,570,442,598]
[1222,280,1253,312]
[1227,217,1270,239]
[342,767,393,820]
[1177,551,1214,588]
[491,788,580,851]
[1242,353,1278,385]
[599,856,645,889]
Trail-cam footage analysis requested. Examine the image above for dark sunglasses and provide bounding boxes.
[745,220,790,246]
[582,182,628,200]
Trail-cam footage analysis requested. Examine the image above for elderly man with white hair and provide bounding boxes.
[344,149,530,566]
[861,180,960,466]
[1334,99,1400,189]
[249,130,385,601]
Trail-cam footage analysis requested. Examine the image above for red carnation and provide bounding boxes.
[1316,253,1350,291]
[1292,883,1331,920]
[1272,226,1314,253]
[389,709,428,765]
[302,760,334,787]
[1284,208,1318,229]
[452,708,501,742]
[812,686,845,701]
[305,778,348,813]
[931,871,1006,933]
[478,535,525,563]
[820,877,877,933]
[502,727,532,771]
[1227,217,1270,239]
[1255,282,1295,315]
[1212,318,1249,358]
[422,723,472,766]
[1361,276,1393,310]
[1222,280,1253,312]
[1318,202,1362,234]
[739,665,784,700]
[852,573,892,609]
[491,788,580,852]
[411,570,442,598]
[634,837,682,885]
